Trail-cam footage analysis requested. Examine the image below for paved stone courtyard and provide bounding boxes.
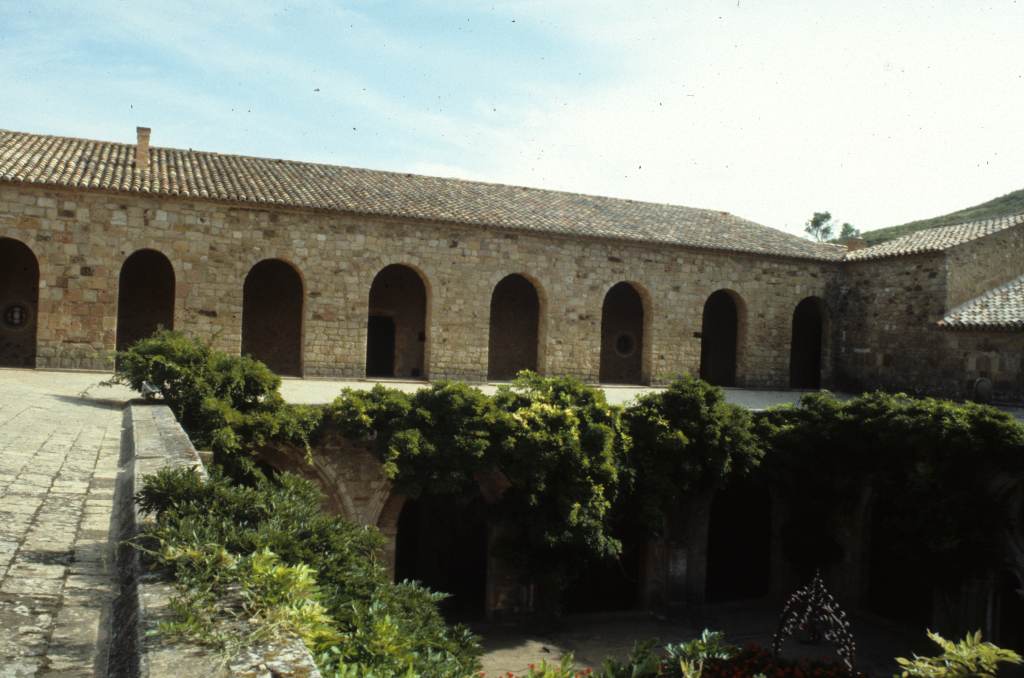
[0,370,133,676]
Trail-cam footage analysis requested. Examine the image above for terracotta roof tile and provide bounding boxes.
[0,129,841,261]
[939,274,1024,330]
[846,213,1024,261]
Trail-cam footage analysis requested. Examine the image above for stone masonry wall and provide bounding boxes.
[834,252,951,394]
[0,184,837,387]
[946,224,1024,309]
[938,330,1024,402]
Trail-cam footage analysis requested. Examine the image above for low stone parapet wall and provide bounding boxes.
[112,402,321,678]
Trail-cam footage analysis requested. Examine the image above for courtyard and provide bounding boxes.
[2,367,1021,676]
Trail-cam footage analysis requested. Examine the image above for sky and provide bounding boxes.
[2,1,1024,237]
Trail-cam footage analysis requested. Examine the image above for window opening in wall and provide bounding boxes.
[487,273,541,380]
[0,237,39,368]
[789,297,825,389]
[614,332,636,357]
[3,304,28,328]
[599,282,645,384]
[700,290,739,387]
[367,264,428,380]
[117,249,175,358]
[241,259,303,377]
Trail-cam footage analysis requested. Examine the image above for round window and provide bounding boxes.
[3,304,29,329]
[614,332,636,357]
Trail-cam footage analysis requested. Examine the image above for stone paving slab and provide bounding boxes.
[0,370,130,677]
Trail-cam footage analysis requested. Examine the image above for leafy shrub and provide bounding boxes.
[894,630,1022,677]
[138,466,481,677]
[625,376,762,533]
[663,629,738,678]
[757,391,1024,585]
[489,373,626,596]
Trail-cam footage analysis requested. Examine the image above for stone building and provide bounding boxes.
[1,127,1023,627]
[2,127,1020,400]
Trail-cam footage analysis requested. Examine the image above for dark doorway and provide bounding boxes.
[599,282,645,384]
[866,491,932,627]
[995,570,1024,652]
[563,531,643,614]
[700,290,739,387]
[0,238,39,368]
[394,495,488,622]
[706,479,771,602]
[366,316,396,377]
[367,264,427,379]
[488,274,540,380]
[790,297,824,389]
[242,259,303,376]
[116,250,175,354]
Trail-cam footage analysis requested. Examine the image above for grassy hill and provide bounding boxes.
[861,187,1024,245]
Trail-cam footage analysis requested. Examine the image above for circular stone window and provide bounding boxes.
[614,332,636,357]
[3,304,29,329]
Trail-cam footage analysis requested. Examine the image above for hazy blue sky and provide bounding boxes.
[3,1,1023,236]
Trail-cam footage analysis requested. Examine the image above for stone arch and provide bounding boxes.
[487,273,544,380]
[700,289,746,387]
[242,258,304,376]
[599,281,651,385]
[116,249,175,354]
[366,264,429,379]
[392,493,489,620]
[789,296,826,389]
[0,237,39,368]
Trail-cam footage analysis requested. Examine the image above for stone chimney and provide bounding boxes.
[135,126,151,171]
[845,237,868,251]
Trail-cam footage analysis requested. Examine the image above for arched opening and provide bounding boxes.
[789,297,825,389]
[242,259,303,376]
[706,478,772,602]
[700,290,740,387]
[116,249,175,354]
[866,490,932,626]
[488,274,540,380]
[0,238,39,368]
[366,264,428,379]
[562,527,644,614]
[394,494,488,621]
[599,282,646,384]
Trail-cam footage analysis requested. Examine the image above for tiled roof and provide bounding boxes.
[846,213,1024,261]
[939,274,1024,330]
[0,129,841,261]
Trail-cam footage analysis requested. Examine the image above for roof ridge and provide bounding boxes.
[0,127,730,216]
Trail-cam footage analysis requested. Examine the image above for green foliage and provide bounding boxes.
[111,331,319,463]
[599,640,662,677]
[138,467,481,677]
[625,376,762,532]
[757,391,1024,583]
[490,373,626,582]
[837,222,860,242]
[378,378,501,497]
[802,211,858,244]
[894,630,1022,677]
[663,629,738,678]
